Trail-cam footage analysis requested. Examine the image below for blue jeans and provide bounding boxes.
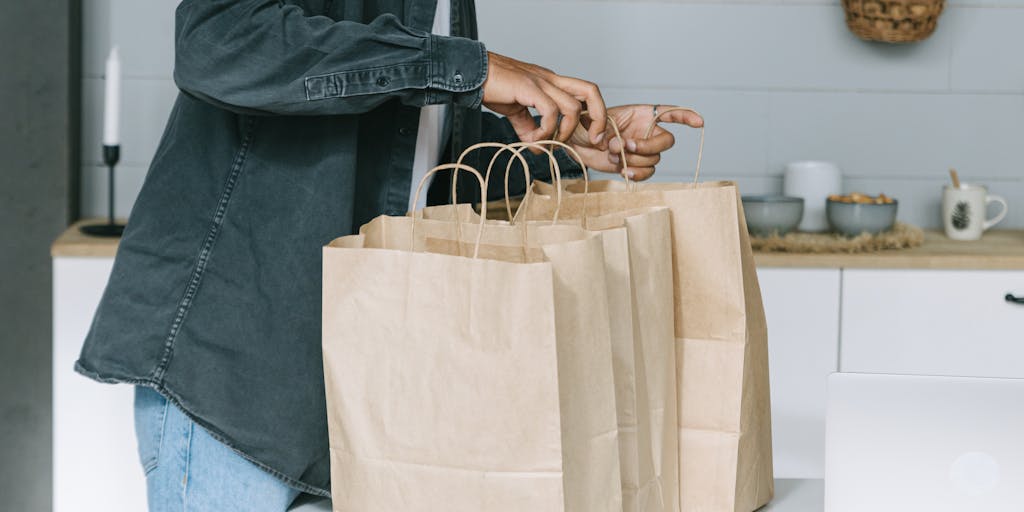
[134,386,330,511]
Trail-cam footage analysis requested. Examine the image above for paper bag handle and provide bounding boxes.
[643,106,705,185]
[453,140,577,224]
[570,112,631,187]
[451,141,571,224]
[451,142,560,261]
[482,142,569,224]
[482,143,562,223]
[482,142,562,260]
[496,141,592,226]
[410,163,489,259]
[451,142,532,211]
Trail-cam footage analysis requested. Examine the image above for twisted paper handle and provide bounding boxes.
[643,106,705,185]
[452,142,561,223]
[492,141,592,226]
[410,163,489,259]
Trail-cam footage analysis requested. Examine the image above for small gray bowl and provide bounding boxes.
[826,199,898,237]
[742,196,805,237]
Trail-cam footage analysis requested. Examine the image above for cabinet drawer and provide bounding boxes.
[841,269,1024,379]
[759,268,840,479]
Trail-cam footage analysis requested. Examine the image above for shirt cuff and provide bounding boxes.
[427,35,488,109]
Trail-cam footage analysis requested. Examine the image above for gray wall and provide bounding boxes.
[0,2,79,511]
[478,0,1024,229]
[80,0,178,219]
[82,0,1024,229]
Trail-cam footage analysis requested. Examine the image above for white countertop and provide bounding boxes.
[761,479,824,511]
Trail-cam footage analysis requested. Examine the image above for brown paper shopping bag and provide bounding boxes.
[429,141,680,512]
[521,112,774,512]
[585,207,678,512]
[322,164,622,512]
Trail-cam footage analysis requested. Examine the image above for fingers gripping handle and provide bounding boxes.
[579,111,631,185]
[647,104,704,185]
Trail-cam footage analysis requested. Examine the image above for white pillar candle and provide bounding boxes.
[102,46,121,147]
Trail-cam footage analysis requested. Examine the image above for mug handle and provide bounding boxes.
[984,195,1009,231]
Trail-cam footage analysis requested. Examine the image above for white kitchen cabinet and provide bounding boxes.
[53,256,147,512]
[758,268,842,479]
[841,269,1024,379]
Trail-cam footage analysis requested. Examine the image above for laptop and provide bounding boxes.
[825,372,1024,511]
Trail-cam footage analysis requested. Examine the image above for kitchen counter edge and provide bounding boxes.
[53,222,1024,270]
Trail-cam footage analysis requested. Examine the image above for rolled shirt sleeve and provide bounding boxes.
[173,0,487,116]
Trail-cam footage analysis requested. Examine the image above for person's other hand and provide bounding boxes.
[569,105,704,181]
[482,52,607,146]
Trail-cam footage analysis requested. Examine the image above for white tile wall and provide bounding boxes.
[477,0,1024,229]
[81,163,150,220]
[81,78,179,167]
[82,0,177,80]
[949,7,1024,91]
[479,2,955,92]
[81,0,1024,229]
[80,0,178,219]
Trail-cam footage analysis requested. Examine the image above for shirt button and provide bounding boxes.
[398,127,413,136]
[376,76,391,87]
[452,72,464,86]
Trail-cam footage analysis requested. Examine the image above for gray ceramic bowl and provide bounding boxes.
[742,196,805,237]
[826,199,898,237]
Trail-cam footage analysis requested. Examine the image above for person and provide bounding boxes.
[75,0,704,510]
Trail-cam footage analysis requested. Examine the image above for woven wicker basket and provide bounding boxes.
[843,0,945,43]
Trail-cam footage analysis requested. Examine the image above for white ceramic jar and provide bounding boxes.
[783,161,843,233]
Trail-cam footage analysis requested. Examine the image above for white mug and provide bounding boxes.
[942,184,1008,241]
[783,161,843,232]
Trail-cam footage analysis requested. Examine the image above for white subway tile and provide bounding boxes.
[80,164,150,220]
[948,0,1024,6]
[949,7,1024,92]
[477,0,952,91]
[81,0,112,78]
[82,0,178,79]
[720,175,785,197]
[81,78,180,167]
[766,92,1024,179]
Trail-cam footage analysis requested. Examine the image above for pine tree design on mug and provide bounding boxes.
[952,201,971,230]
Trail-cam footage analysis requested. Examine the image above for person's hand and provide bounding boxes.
[568,105,704,181]
[482,52,607,146]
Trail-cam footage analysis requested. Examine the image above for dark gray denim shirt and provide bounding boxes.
[75,0,576,497]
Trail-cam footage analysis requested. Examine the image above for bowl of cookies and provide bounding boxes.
[827,192,898,236]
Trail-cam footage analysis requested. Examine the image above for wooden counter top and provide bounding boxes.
[52,220,1024,270]
[754,229,1024,270]
[51,220,122,258]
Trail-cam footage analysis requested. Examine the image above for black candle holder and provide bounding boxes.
[80,145,125,237]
